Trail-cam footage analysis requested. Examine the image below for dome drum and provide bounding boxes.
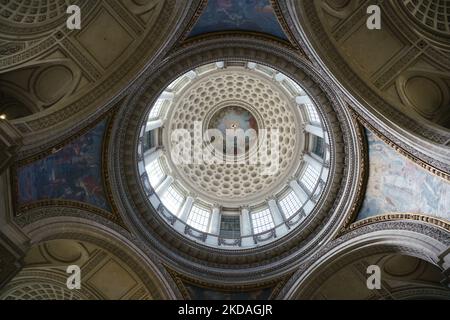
[111,38,364,280]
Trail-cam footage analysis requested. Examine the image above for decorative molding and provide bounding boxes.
[176,0,208,44]
[0,119,23,175]
[345,213,450,234]
[326,111,369,235]
[8,1,200,160]
[16,211,181,299]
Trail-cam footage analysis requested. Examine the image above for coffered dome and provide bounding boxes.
[137,61,332,249]
[112,38,362,279]
[401,0,450,36]
[164,64,303,204]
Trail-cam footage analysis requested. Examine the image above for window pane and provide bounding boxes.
[143,131,155,152]
[312,137,325,158]
[187,205,211,232]
[305,103,320,124]
[301,164,320,193]
[286,77,303,94]
[279,191,302,219]
[146,159,165,187]
[160,185,184,215]
[149,99,164,119]
[251,208,275,234]
[220,215,241,238]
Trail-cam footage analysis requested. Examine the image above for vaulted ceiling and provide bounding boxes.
[0,0,449,300]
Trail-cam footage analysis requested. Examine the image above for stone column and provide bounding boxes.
[155,175,174,195]
[305,124,324,138]
[289,179,314,214]
[145,119,164,133]
[178,196,195,221]
[144,147,164,165]
[268,198,288,235]
[208,206,221,235]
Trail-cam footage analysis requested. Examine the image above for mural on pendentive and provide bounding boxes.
[190,0,287,40]
[17,120,111,212]
[358,129,450,221]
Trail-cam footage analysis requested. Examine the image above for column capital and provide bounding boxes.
[266,197,277,203]
[240,205,250,212]
[187,193,197,200]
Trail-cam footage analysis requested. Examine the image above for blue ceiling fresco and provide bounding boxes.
[189,0,288,40]
[17,120,111,212]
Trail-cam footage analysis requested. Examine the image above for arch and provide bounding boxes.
[277,0,450,174]
[278,219,450,299]
[13,207,181,300]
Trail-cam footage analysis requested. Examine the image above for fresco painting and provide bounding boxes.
[358,129,450,221]
[189,0,287,40]
[208,106,259,155]
[17,120,111,212]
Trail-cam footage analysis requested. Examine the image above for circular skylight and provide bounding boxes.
[137,61,331,249]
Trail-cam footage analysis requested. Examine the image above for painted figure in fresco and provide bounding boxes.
[208,106,259,156]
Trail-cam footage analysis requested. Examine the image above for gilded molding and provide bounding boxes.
[337,112,370,232]
[345,213,450,234]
